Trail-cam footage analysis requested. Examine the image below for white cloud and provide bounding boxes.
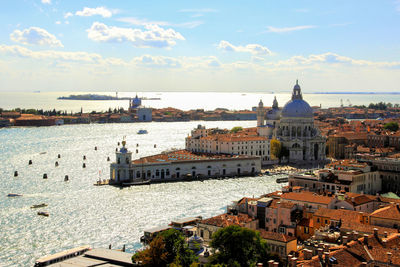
[87,22,185,48]
[41,0,51,4]
[75,7,114,18]
[179,8,217,13]
[273,52,400,69]
[176,21,203,28]
[218,40,272,56]
[132,55,182,68]
[64,12,73,19]
[0,44,126,66]
[116,17,169,26]
[117,17,203,29]
[10,27,63,47]
[266,25,316,33]
[55,21,61,25]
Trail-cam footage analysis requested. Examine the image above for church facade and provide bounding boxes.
[257,81,326,163]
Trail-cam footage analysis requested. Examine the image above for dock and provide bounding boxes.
[93,179,110,186]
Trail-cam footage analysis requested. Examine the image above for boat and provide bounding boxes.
[7,193,22,197]
[31,203,48,209]
[137,129,148,134]
[121,179,151,187]
[276,177,289,183]
[37,211,49,217]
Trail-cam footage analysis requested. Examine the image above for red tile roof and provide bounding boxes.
[200,213,255,227]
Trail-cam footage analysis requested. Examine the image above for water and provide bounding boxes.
[0,121,284,266]
[1,91,400,113]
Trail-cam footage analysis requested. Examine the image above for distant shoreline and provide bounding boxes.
[311,92,400,95]
[57,94,161,101]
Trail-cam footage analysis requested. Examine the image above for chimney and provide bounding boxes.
[324,252,330,267]
[353,231,359,240]
[273,262,279,267]
[317,248,324,258]
[363,234,369,246]
[342,235,348,245]
[383,239,387,247]
[373,228,378,239]
[268,260,274,267]
[304,249,313,260]
[361,262,367,267]
[291,257,298,267]
[256,263,263,267]
[384,231,388,238]
[387,252,392,264]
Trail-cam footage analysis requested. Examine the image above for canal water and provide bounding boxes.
[0,121,284,266]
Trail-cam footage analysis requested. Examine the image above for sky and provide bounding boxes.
[0,0,399,92]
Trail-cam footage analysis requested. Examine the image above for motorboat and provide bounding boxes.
[137,129,148,134]
[37,211,49,217]
[121,179,151,187]
[7,193,22,197]
[31,203,48,209]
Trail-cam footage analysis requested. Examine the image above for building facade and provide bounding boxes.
[257,81,326,164]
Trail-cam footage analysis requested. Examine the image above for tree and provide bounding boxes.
[132,229,197,267]
[132,235,168,267]
[270,139,282,161]
[208,225,276,267]
[384,122,399,132]
[230,126,243,133]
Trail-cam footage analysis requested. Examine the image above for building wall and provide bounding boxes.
[369,216,400,229]
[265,207,295,236]
[264,239,297,259]
[137,108,152,122]
[111,155,261,183]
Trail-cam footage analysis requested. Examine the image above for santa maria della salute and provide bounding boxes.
[184,80,327,165]
[256,80,326,164]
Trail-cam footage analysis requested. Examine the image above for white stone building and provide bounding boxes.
[110,141,261,184]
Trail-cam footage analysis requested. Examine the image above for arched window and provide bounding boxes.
[192,166,196,169]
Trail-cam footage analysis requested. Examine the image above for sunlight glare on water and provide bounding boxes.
[0,121,284,266]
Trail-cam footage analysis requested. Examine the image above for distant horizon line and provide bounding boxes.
[2,91,400,95]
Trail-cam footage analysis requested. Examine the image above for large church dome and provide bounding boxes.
[281,81,313,118]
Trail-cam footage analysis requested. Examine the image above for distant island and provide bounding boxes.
[57,94,160,101]
[312,92,400,95]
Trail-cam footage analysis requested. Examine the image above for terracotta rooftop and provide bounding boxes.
[370,204,400,221]
[258,229,297,243]
[300,233,400,266]
[280,191,334,205]
[313,208,362,224]
[200,213,255,228]
[132,149,258,165]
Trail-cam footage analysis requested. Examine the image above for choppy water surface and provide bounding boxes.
[0,121,284,266]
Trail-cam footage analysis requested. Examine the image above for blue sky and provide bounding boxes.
[0,0,399,92]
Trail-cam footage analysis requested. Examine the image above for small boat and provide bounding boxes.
[37,211,49,217]
[31,203,48,209]
[137,130,148,134]
[7,193,22,197]
[276,177,289,183]
[121,179,151,187]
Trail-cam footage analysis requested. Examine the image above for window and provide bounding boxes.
[166,169,170,176]
[156,170,159,176]
[136,171,140,178]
